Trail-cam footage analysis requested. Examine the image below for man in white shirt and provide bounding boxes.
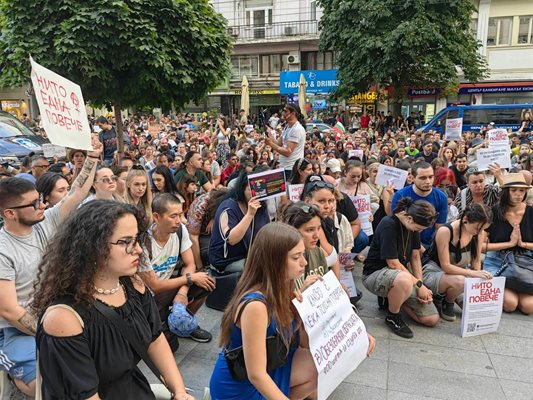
[266,104,306,180]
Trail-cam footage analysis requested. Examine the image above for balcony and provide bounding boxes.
[227,20,319,43]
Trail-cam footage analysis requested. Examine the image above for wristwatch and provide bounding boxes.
[414,280,423,289]
[186,273,193,287]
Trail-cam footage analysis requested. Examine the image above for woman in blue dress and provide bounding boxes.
[209,222,318,399]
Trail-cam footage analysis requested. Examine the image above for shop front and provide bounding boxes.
[458,82,533,105]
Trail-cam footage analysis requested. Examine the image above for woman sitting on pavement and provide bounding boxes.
[483,173,533,314]
[337,160,380,213]
[32,200,194,400]
[209,222,320,399]
[288,158,314,185]
[151,165,178,196]
[422,203,493,321]
[208,172,270,274]
[125,166,153,221]
[363,198,440,338]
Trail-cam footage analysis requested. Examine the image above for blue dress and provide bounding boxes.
[209,293,298,400]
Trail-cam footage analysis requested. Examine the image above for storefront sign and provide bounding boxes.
[280,70,339,94]
[459,84,533,94]
[346,91,377,105]
[312,99,327,109]
[408,88,440,96]
[233,89,278,95]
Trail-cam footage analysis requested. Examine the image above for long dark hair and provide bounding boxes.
[289,158,311,184]
[152,166,176,194]
[35,172,68,203]
[454,203,492,263]
[218,222,302,348]
[31,201,147,316]
[498,186,528,220]
[285,104,307,129]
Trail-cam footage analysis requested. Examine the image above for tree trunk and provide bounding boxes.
[114,101,124,157]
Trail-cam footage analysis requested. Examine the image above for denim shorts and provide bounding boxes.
[0,327,36,384]
[484,250,533,276]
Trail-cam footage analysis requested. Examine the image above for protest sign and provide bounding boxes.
[248,168,286,201]
[375,165,408,190]
[42,144,67,159]
[348,149,364,160]
[350,195,373,236]
[293,271,369,400]
[287,184,304,201]
[476,146,511,171]
[30,56,92,151]
[445,118,463,140]
[461,277,505,338]
[487,129,509,148]
[338,253,358,298]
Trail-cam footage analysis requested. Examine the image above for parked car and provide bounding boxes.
[306,123,332,134]
[0,111,47,167]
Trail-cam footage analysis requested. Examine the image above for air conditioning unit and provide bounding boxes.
[227,27,239,37]
[287,52,300,65]
[284,26,297,36]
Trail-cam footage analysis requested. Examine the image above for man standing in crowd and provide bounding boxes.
[265,104,305,180]
[138,194,215,343]
[0,139,101,396]
[97,116,118,166]
[390,161,448,250]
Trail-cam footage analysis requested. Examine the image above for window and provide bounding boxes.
[310,1,317,21]
[271,55,281,73]
[230,56,259,80]
[315,51,335,70]
[470,19,478,38]
[518,16,533,44]
[487,17,512,46]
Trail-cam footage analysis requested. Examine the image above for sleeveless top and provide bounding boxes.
[426,224,472,268]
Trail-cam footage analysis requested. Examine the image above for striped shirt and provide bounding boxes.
[453,185,501,214]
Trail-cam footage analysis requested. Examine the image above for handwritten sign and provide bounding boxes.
[461,277,505,337]
[348,149,364,160]
[375,165,408,189]
[287,184,304,201]
[30,57,92,150]
[293,271,369,400]
[338,253,358,298]
[476,145,511,171]
[42,144,67,159]
[350,195,373,236]
[487,129,509,148]
[445,117,463,140]
[248,168,286,201]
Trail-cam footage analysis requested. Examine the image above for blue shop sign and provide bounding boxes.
[458,84,533,94]
[280,70,339,94]
[312,99,327,109]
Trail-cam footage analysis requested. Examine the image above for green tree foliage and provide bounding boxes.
[318,0,488,101]
[0,0,232,150]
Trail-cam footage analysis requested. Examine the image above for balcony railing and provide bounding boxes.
[227,20,319,41]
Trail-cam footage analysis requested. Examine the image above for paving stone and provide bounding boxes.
[481,333,533,358]
[329,383,388,400]
[489,353,533,383]
[499,379,533,400]
[387,390,445,400]
[344,357,389,389]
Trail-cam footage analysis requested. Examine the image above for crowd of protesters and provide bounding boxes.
[0,104,532,399]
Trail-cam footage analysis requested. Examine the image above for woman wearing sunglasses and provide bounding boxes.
[79,167,121,206]
[32,201,194,400]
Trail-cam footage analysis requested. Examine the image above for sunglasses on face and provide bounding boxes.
[8,194,45,210]
[95,176,118,184]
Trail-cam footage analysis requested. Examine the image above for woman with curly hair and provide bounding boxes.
[32,201,194,400]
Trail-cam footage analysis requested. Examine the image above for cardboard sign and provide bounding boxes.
[487,129,509,147]
[248,168,286,201]
[30,57,93,150]
[293,271,369,400]
[287,184,304,201]
[375,164,408,189]
[348,149,364,160]
[476,146,511,171]
[461,277,505,337]
[350,195,373,236]
[42,143,67,158]
[338,253,358,298]
[445,118,463,140]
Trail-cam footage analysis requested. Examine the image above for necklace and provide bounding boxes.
[94,281,120,295]
[399,223,411,261]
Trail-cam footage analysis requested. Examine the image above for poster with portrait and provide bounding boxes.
[248,168,287,201]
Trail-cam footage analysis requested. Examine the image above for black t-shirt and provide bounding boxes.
[363,215,421,276]
[336,192,358,223]
[451,165,467,189]
[487,205,533,252]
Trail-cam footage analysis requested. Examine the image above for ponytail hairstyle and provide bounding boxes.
[393,197,437,228]
[285,104,307,129]
[457,203,492,263]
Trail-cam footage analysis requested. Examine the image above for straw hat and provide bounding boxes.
[501,173,532,189]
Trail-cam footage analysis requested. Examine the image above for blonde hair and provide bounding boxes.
[124,168,152,220]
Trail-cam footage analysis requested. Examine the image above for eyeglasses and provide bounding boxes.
[8,194,45,210]
[110,234,143,255]
[95,176,118,184]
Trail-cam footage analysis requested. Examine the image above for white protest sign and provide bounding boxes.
[293,271,369,400]
[30,57,93,151]
[487,129,509,148]
[461,277,505,337]
[287,184,304,201]
[476,146,511,171]
[42,143,67,159]
[375,164,408,190]
[348,149,364,159]
[350,195,373,236]
[337,253,358,297]
[445,117,463,140]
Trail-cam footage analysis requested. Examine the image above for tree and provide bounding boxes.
[0,0,232,152]
[318,0,488,112]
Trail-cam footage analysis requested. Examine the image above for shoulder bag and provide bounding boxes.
[223,297,290,381]
[495,251,533,294]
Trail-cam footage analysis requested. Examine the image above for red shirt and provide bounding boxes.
[360,115,370,128]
